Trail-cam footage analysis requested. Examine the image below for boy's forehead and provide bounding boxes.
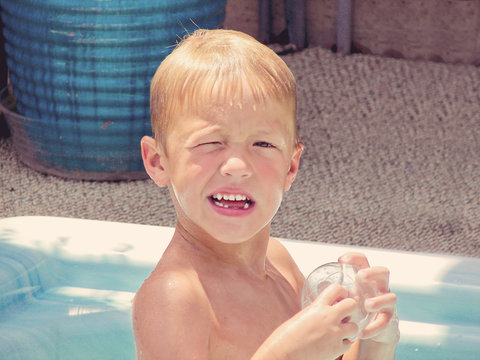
[188,96,293,121]
[172,97,296,139]
[183,74,294,114]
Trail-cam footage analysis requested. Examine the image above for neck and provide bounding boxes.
[173,220,271,277]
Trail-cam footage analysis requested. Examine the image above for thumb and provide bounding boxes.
[314,283,348,306]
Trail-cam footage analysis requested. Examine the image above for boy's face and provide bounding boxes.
[146,95,302,245]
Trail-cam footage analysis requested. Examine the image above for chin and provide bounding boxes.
[208,224,270,245]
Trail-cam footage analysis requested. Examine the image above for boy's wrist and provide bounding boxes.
[367,310,400,345]
[355,311,400,360]
[357,338,397,359]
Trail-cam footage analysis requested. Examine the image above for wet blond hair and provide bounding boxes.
[150,29,298,147]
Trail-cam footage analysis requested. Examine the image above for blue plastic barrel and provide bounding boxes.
[0,0,226,180]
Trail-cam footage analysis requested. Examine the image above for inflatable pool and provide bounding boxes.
[1,216,479,359]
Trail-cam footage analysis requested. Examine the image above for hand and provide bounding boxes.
[255,283,360,360]
[338,253,400,345]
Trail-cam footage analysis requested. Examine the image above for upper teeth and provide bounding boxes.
[213,193,248,201]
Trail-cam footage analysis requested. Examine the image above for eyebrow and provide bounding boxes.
[184,123,223,145]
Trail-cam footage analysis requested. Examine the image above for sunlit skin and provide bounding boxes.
[133,90,398,359]
[135,95,305,359]
[134,25,399,357]
[156,97,300,245]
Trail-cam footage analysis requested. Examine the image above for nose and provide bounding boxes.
[220,150,252,179]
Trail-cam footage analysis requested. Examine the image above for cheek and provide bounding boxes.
[170,182,201,221]
[168,162,204,205]
[264,188,285,226]
[258,156,290,180]
[259,164,290,200]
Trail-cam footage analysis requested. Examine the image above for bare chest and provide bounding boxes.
[204,271,300,359]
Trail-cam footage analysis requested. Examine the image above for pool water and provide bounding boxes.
[1,217,479,359]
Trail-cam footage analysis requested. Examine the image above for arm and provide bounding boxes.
[258,240,360,360]
[263,243,399,360]
[132,271,213,360]
[252,283,359,360]
[340,253,400,360]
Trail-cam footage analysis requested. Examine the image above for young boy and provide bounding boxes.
[133,29,399,359]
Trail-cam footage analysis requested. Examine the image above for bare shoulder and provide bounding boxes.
[267,237,299,270]
[267,237,305,295]
[132,265,213,359]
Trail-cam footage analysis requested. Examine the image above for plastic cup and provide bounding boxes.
[301,262,377,339]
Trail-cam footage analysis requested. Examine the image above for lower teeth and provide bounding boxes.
[214,201,227,208]
[213,201,250,209]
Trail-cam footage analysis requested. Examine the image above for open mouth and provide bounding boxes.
[210,193,253,210]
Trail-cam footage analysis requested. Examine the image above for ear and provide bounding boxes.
[284,142,304,191]
[141,136,170,187]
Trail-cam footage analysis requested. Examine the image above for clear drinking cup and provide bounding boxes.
[301,262,377,340]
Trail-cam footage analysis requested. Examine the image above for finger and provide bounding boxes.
[342,338,354,347]
[340,337,354,356]
[334,297,358,320]
[365,293,397,313]
[360,311,394,339]
[356,267,390,293]
[342,321,360,341]
[338,252,370,270]
[315,283,349,306]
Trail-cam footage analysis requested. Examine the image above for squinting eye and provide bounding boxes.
[193,142,223,152]
[197,142,221,147]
